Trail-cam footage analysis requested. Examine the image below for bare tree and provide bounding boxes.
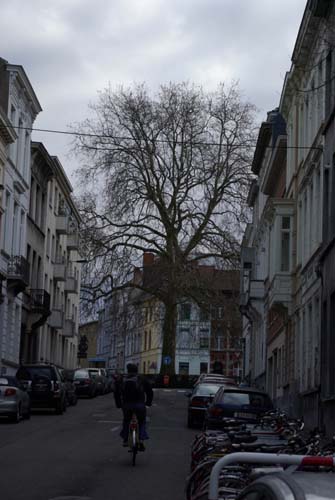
[73,82,256,374]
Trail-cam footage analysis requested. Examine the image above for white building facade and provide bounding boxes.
[0,58,41,375]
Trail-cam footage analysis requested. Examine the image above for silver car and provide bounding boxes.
[0,376,31,423]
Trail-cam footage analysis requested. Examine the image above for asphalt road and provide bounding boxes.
[0,388,196,500]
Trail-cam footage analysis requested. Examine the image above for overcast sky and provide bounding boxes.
[1,0,307,186]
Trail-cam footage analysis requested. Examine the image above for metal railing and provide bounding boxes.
[7,255,30,284]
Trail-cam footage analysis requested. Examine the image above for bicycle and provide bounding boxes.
[128,412,139,466]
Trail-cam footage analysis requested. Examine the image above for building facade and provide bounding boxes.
[98,262,242,376]
[0,58,41,375]
[241,0,335,431]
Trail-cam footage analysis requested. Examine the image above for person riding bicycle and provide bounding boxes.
[114,363,153,451]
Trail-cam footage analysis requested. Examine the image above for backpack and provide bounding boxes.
[122,374,144,402]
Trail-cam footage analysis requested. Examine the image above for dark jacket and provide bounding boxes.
[114,373,154,408]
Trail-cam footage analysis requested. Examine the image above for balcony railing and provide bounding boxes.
[66,232,79,250]
[48,307,64,329]
[63,318,76,337]
[7,256,30,295]
[53,257,66,281]
[267,273,292,311]
[64,274,78,294]
[55,211,70,234]
[29,289,51,313]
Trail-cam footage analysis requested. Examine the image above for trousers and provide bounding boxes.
[120,403,149,441]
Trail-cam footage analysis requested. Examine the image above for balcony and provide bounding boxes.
[64,274,78,294]
[53,257,66,281]
[28,289,51,330]
[66,232,79,250]
[48,307,64,329]
[55,210,69,234]
[7,256,30,295]
[267,273,292,312]
[29,289,51,314]
[63,318,76,337]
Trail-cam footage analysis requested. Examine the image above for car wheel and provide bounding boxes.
[11,405,21,424]
[55,400,64,415]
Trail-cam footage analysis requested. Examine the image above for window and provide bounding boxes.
[179,362,189,375]
[47,229,51,258]
[148,330,152,350]
[49,180,53,207]
[200,362,208,374]
[144,330,147,351]
[199,307,210,321]
[280,216,291,272]
[180,303,191,320]
[217,307,224,319]
[200,337,209,349]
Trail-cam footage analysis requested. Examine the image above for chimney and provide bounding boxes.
[143,252,155,268]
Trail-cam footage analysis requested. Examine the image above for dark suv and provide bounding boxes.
[16,364,67,414]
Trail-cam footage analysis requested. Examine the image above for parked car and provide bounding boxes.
[16,364,67,414]
[87,368,108,395]
[205,386,273,429]
[73,369,97,398]
[60,369,78,406]
[0,376,31,423]
[186,382,225,428]
[237,472,335,500]
[194,373,237,387]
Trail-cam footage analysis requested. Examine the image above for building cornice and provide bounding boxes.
[6,63,42,118]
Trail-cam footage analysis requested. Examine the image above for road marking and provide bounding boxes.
[49,497,91,500]
[92,413,106,417]
[177,390,187,393]
[111,426,120,432]
[98,420,122,424]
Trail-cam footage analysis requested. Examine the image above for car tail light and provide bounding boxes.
[5,388,16,397]
[301,456,334,467]
[209,406,224,417]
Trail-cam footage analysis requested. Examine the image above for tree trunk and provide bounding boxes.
[160,298,177,375]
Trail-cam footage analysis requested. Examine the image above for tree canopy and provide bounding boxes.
[73,81,256,373]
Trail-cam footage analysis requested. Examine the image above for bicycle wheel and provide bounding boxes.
[132,429,137,466]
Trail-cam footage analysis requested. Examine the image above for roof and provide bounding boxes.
[4,60,42,117]
[222,386,270,395]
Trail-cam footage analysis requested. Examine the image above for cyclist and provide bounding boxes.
[114,363,153,451]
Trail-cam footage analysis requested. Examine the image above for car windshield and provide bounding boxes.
[74,370,89,379]
[222,391,271,408]
[194,384,222,396]
[16,366,56,381]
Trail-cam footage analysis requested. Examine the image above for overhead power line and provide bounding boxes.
[0,123,323,151]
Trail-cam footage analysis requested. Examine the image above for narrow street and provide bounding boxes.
[0,389,196,500]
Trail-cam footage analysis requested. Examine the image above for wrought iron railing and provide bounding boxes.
[7,255,30,284]
[30,289,51,311]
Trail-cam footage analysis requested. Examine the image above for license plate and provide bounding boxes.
[234,412,255,419]
[74,381,80,384]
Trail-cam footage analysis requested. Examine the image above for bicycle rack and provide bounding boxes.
[208,452,335,500]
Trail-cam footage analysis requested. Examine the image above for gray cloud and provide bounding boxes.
[0,0,307,183]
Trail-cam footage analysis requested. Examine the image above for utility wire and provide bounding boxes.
[0,124,323,151]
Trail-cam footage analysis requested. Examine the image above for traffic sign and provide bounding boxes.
[163,355,172,365]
